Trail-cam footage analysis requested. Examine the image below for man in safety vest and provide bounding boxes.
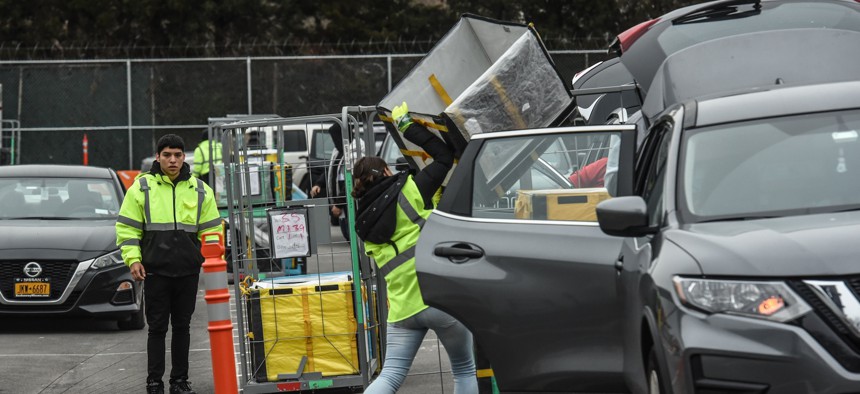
[116,134,222,394]
[192,130,222,187]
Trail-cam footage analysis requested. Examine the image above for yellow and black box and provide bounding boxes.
[246,274,359,382]
[515,188,611,222]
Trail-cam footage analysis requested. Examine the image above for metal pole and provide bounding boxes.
[387,56,392,92]
[207,124,215,190]
[341,106,369,385]
[247,58,253,114]
[127,60,133,169]
[222,127,250,384]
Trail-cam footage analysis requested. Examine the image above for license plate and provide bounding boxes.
[14,280,50,297]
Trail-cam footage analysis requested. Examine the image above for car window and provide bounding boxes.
[680,109,860,220]
[471,131,620,221]
[640,122,672,227]
[281,129,307,152]
[0,178,120,219]
[311,130,335,161]
[381,134,403,170]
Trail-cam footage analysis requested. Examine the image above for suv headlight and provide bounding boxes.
[89,250,125,269]
[673,277,812,322]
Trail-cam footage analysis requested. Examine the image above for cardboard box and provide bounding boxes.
[515,188,611,222]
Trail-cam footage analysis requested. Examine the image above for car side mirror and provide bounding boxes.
[596,196,657,237]
[395,157,411,173]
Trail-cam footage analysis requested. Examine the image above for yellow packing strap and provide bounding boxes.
[239,275,256,296]
[490,75,528,129]
[428,74,454,106]
[380,115,448,133]
[400,149,431,162]
[301,287,315,372]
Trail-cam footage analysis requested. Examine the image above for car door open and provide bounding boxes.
[415,125,636,392]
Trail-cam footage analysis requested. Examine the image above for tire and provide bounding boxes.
[118,297,146,330]
[647,347,667,394]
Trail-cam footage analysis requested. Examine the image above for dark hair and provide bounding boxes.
[200,130,209,141]
[351,156,388,199]
[157,134,185,153]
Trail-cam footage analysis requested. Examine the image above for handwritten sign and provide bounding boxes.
[267,207,311,258]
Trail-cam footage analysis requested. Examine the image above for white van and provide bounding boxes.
[241,122,335,194]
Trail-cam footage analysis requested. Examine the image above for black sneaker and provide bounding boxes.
[146,381,164,394]
[169,379,196,394]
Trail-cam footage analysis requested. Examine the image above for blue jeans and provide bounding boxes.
[366,307,477,394]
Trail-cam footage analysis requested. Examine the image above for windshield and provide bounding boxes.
[680,110,860,221]
[0,178,121,219]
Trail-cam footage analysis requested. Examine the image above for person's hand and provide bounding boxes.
[331,206,342,216]
[392,101,413,133]
[310,185,321,197]
[129,262,146,281]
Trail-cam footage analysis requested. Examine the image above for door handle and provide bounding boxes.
[434,243,484,263]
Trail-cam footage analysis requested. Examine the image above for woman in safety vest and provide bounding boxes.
[352,102,477,393]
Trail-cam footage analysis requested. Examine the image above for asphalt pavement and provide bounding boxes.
[0,225,456,394]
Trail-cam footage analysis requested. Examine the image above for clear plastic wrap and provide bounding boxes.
[444,32,572,139]
[377,15,571,176]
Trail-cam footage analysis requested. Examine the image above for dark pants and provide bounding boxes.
[144,273,200,384]
[339,216,350,242]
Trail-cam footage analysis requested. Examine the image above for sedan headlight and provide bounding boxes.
[89,250,125,269]
[673,277,811,322]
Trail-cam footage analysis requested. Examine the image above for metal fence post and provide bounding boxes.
[127,60,133,169]
[247,57,252,114]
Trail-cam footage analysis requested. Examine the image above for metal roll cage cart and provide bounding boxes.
[218,107,386,393]
[1,119,21,166]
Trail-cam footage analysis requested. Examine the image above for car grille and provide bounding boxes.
[790,279,860,373]
[0,260,78,301]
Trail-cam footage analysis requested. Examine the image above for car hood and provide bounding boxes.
[0,219,117,261]
[668,211,860,277]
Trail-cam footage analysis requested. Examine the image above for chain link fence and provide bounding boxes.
[0,51,608,170]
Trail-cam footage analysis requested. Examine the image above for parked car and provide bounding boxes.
[415,78,860,393]
[616,0,860,99]
[564,0,860,131]
[0,165,144,330]
[412,11,860,390]
[300,122,382,190]
[600,79,860,394]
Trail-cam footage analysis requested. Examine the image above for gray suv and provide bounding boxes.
[414,80,860,393]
